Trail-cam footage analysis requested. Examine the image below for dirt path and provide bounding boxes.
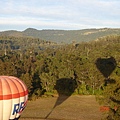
[20,95,103,120]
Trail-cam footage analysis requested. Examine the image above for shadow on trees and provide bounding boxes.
[95,56,117,84]
[95,56,120,120]
[45,78,78,119]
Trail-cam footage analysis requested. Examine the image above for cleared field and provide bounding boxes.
[20,95,103,120]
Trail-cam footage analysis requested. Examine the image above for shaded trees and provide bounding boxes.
[0,35,119,105]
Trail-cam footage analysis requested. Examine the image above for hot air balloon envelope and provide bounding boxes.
[0,76,28,120]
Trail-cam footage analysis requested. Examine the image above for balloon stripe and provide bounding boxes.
[0,76,28,120]
[0,90,28,100]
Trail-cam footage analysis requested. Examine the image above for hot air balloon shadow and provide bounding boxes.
[95,56,117,85]
[45,78,78,119]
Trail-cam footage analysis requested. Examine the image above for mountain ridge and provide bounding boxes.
[0,28,120,43]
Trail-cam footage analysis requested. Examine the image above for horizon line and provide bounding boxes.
[0,27,120,32]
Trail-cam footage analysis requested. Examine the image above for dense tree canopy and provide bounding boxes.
[0,35,120,119]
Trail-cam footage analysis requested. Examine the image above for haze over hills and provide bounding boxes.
[0,28,120,44]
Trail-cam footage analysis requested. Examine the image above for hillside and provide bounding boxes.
[0,35,120,119]
[0,28,120,43]
[0,36,57,53]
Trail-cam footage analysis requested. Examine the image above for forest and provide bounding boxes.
[0,35,120,119]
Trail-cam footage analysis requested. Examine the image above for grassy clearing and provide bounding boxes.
[20,95,103,120]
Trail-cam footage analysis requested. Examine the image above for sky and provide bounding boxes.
[0,0,120,31]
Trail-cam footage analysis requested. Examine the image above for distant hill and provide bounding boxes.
[0,28,120,44]
[0,30,24,37]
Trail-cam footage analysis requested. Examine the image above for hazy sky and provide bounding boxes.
[0,0,120,31]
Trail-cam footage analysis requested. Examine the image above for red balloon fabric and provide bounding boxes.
[0,76,28,120]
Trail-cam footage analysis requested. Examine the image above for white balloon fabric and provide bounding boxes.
[0,76,28,120]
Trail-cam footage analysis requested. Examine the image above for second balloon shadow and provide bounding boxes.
[45,78,78,119]
[95,56,117,85]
